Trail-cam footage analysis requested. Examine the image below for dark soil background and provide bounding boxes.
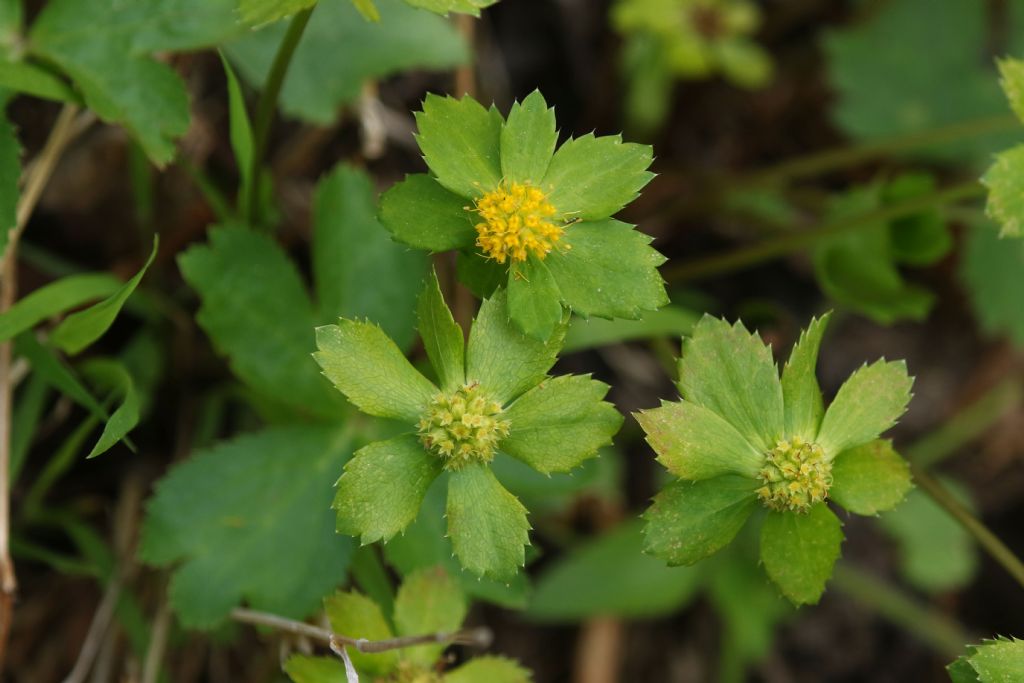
[7,0,1024,681]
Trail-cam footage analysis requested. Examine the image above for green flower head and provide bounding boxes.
[637,314,915,605]
[379,91,668,341]
[313,271,623,580]
[284,566,532,683]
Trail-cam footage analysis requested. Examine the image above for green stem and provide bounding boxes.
[905,377,1022,468]
[910,463,1024,593]
[832,564,967,658]
[743,114,1018,187]
[665,180,985,282]
[245,6,315,224]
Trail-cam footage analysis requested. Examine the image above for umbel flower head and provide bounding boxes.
[314,271,623,580]
[284,566,531,683]
[379,91,668,341]
[637,314,914,605]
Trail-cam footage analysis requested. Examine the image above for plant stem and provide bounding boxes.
[245,6,315,224]
[230,607,492,653]
[743,114,1018,187]
[665,180,985,282]
[832,564,967,658]
[911,463,1024,593]
[0,103,83,668]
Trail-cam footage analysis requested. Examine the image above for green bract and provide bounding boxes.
[948,637,1024,683]
[637,314,914,604]
[313,270,623,579]
[983,58,1024,239]
[284,566,532,683]
[379,91,668,340]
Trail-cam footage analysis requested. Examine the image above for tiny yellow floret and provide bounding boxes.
[472,181,565,264]
[756,437,832,512]
[417,384,510,470]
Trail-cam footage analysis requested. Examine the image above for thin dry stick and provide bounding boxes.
[230,607,492,654]
[140,600,172,683]
[0,103,85,670]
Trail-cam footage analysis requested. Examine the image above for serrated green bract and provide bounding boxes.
[640,315,914,603]
[759,503,843,605]
[393,566,467,667]
[998,58,1024,124]
[139,426,354,628]
[825,0,1024,164]
[829,440,912,516]
[313,164,428,350]
[948,638,1024,683]
[643,476,758,566]
[983,145,1024,239]
[961,221,1024,346]
[447,463,530,580]
[284,655,347,683]
[443,657,532,683]
[380,92,666,338]
[226,0,467,124]
[179,226,345,421]
[527,519,702,621]
[50,238,157,355]
[29,0,241,164]
[321,277,622,579]
[326,590,399,675]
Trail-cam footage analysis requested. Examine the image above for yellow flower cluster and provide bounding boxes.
[417,384,511,469]
[756,436,833,512]
[472,181,564,264]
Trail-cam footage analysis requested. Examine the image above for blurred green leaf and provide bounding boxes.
[563,305,698,352]
[325,590,397,676]
[393,566,466,667]
[49,238,157,355]
[0,273,121,342]
[220,52,254,214]
[404,0,498,16]
[0,114,17,255]
[0,61,79,103]
[226,0,467,124]
[139,426,354,628]
[526,520,702,621]
[961,221,1024,347]
[239,0,315,25]
[983,144,1024,239]
[80,359,139,459]
[10,372,48,481]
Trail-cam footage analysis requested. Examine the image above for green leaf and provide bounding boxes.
[139,426,354,628]
[404,0,498,17]
[563,305,699,352]
[0,61,79,103]
[219,52,254,213]
[446,463,530,580]
[284,655,347,683]
[780,314,830,442]
[379,174,477,252]
[885,174,952,264]
[948,656,981,683]
[983,144,1024,239]
[226,0,466,124]
[10,373,49,482]
[418,269,465,391]
[351,0,380,21]
[415,94,503,199]
[544,219,667,321]
[325,590,398,676]
[825,0,1023,164]
[636,399,763,481]
[962,221,1024,346]
[383,478,529,608]
[80,359,139,459]
[444,656,532,683]
[542,134,654,220]
[677,315,785,453]
[502,374,621,474]
[465,288,565,405]
[238,0,315,25]
[642,475,758,566]
[314,320,437,423]
[759,503,843,605]
[500,90,557,184]
[13,333,105,417]
[50,238,157,355]
[829,439,912,515]
[0,115,17,254]
[334,435,442,544]
[393,566,467,667]
[880,482,978,592]
[313,164,428,349]
[998,57,1024,124]
[816,359,913,458]
[0,273,120,343]
[507,257,563,341]
[526,519,702,621]
[962,637,1024,682]
[179,226,343,420]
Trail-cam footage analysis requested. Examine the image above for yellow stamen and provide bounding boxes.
[472,181,565,264]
